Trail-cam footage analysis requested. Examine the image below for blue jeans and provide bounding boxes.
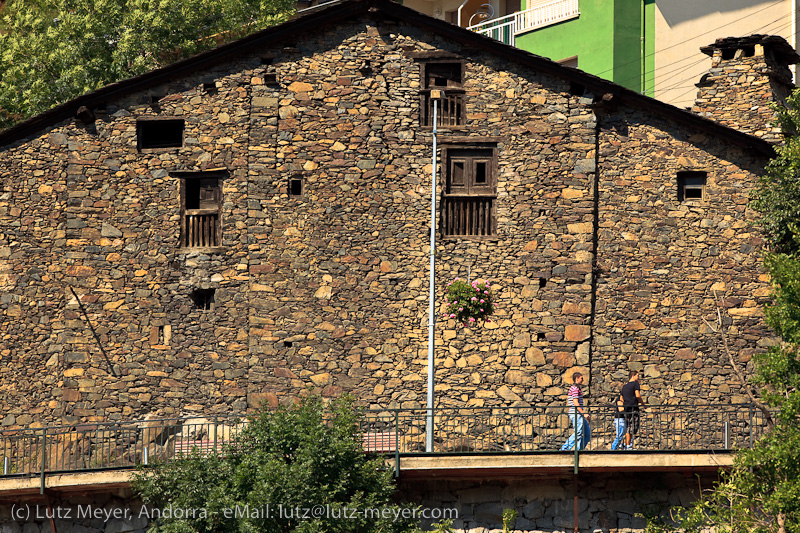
[561,414,591,450]
[611,417,626,450]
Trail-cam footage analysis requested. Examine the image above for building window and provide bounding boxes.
[179,172,225,248]
[441,145,497,237]
[288,176,303,197]
[137,119,184,150]
[678,171,707,202]
[421,62,465,127]
[190,288,215,310]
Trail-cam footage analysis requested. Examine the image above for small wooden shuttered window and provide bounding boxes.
[441,146,497,238]
[181,175,223,248]
[421,62,465,127]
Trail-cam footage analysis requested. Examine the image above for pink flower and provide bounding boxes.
[486,318,491,322]
[471,297,477,301]
[469,317,475,322]
[480,308,484,312]
[480,299,484,303]
[459,307,463,311]
[484,291,489,294]
[450,314,456,318]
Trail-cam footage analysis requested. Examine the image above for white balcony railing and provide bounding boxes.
[467,0,579,47]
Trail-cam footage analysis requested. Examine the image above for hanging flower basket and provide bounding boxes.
[444,278,496,326]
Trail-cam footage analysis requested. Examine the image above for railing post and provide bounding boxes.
[214,417,218,454]
[394,409,400,478]
[573,409,579,474]
[724,420,730,449]
[3,456,8,475]
[40,427,46,495]
[749,405,754,448]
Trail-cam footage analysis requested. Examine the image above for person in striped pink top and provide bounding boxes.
[561,371,591,450]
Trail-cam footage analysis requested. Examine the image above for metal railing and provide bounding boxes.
[0,416,244,477]
[467,0,580,47]
[0,405,769,479]
[359,405,770,454]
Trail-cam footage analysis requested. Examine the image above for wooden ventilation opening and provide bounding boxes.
[137,119,184,149]
[183,177,221,248]
[422,62,464,127]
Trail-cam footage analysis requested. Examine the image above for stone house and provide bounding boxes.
[0,0,791,428]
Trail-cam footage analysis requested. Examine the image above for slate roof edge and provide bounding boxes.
[0,0,778,157]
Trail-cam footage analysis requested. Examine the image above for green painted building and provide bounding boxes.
[515,0,655,96]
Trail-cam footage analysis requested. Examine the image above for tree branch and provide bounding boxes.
[704,293,774,430]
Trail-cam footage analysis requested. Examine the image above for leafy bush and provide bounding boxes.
[132,395,416,533]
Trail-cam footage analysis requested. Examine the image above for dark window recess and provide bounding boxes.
[421,62,465,127]
[721,49,736,60]
[203,82,218,94]
[441,147,497,237]
[283,341,294,348]
[539,277,547,288]
[743,46,755,57]
[137,119,184,149]
[678,171,707,202]
[264,72,279,85]
[537,332,546,341]
[288,177,303,197]
[569,81,585,96]
[190,288,215,310]
[182,177,221,247]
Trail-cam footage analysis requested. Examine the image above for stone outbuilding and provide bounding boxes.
[0,0,788,426]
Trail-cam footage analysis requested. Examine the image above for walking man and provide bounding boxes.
[561,372,591,450]
[621,370,645,450]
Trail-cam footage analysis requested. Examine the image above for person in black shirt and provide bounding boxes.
[620,370,645,450]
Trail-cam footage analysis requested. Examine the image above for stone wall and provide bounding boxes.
[0,13,774,427]
[591,109,772,405]
[401,471,716,532]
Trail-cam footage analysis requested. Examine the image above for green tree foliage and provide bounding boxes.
[132,396,416,533]
[0,0,294,129]
[646,94,800,533]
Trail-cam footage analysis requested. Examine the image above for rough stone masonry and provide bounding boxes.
[0,3,782,431]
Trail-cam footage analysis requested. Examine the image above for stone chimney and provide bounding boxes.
[692,35,799,143]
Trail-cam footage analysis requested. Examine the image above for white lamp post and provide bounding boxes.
[426,90,442,453]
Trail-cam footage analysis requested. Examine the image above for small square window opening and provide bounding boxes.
[137,119,184,150]
[678,171,707,202]
[190,288,215,310]
[289,177,303,197]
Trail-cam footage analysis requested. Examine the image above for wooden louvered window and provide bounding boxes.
[421,62,465,127]
[441,146,497,238]
[181,176,222,249]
